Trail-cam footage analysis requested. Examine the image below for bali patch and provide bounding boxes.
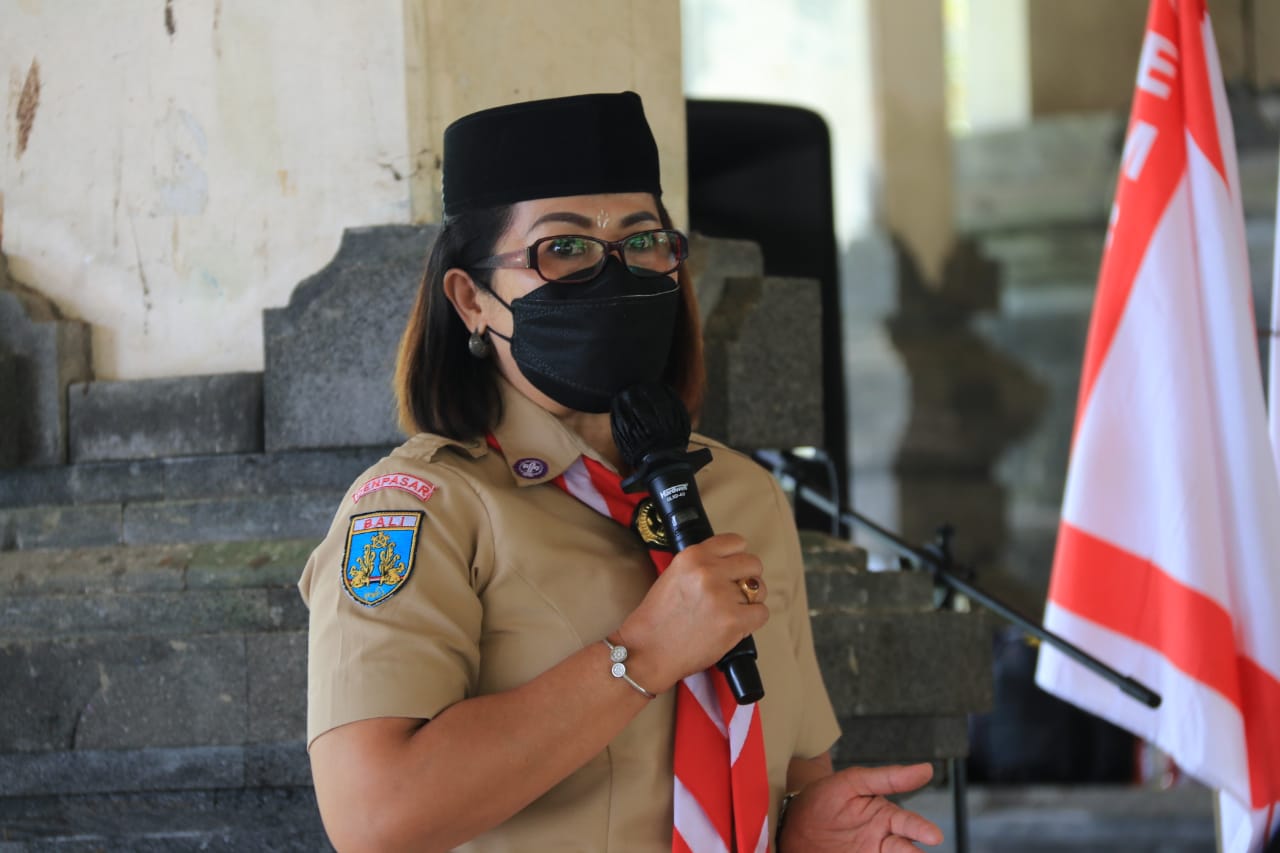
[341,511,424,606]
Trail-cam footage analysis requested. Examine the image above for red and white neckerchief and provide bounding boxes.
[489,434,771,852]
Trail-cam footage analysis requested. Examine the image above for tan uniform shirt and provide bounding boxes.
[300,381,841,851]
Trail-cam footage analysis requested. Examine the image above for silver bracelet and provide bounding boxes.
[776,791,800,851]
[602,638,656,699]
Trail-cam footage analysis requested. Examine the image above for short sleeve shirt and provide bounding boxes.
[300,380,841,852]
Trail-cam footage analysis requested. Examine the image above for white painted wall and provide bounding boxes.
[409,0,689,228]
[2,0,412,379]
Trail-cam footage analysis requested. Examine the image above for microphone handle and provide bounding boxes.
[647,463,765,705]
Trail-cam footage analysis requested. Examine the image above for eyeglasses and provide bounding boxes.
[470,229,689,284]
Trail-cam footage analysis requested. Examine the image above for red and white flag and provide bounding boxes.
[1034,1,1280,850]
[1270,136,1280,479]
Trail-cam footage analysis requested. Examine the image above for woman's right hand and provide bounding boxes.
[616,532,770,693]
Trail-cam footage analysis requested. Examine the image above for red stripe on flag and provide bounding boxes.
[1050,522,1280,806]
[1240,656,1280,808]
[1178,0,1228,186]
[1074,0,1186,433]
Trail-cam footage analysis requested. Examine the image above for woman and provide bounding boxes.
[300,91,942,852]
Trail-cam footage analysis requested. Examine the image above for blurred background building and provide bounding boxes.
[3,1,1277,850]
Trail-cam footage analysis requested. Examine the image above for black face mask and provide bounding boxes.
[487,257,681,413]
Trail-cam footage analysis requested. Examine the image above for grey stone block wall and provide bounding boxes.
[953,114,1124,233]
[0,447,383,552]
[800,531,992,766]
[0,539,324,848]
[700,275,824,449]
[0,540,313,752]
[120,493,338,545]
[0,257,91,466]
[0,349,17,468]
[954,109,1280,234]
[0,446,382,511]
[686,233,764,321]
[263,225,438,452]
[67,373,263,462]
[0,787,334,852]
[0,537,318,845]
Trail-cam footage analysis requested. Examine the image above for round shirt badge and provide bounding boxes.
[632,498,675,552]
[514,458,549,479]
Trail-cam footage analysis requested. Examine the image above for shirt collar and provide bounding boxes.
[488,377,618,487]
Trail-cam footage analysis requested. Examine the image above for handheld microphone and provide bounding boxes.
[611,382,764,705]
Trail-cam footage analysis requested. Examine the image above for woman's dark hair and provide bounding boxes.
[394,198,706,440]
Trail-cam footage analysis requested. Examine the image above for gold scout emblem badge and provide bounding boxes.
[341,511,423,606]
[631,498,674,552]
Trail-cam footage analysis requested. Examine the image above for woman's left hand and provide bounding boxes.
[777,763,943,852]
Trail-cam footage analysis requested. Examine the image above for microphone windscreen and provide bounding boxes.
[611,382,691,467]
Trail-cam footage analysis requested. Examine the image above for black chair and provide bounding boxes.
[686,99,847,529]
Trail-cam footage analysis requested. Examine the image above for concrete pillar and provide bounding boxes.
[683,0,971,543]
[684,0,953,283]
[1022,0,1248,117]
[404,0,688,227]
[868,0,953,287]
[956,0,1259,126]
[1248,0,1280,89]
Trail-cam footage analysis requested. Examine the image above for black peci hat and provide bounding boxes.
[441,91,662,218]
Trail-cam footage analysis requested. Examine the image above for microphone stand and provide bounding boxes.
[754,450,1163,853]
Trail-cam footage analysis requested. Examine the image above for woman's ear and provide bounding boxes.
[442,269,487,331]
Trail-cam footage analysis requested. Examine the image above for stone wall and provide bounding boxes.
[0,255,91,467]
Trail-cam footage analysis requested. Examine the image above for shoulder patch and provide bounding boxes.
[341,511,424,606]
[352,472,437,504]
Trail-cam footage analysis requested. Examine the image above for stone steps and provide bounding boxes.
[0,540,324,850]
[0,448,386,552]
[800,533,993,766]
[0,787,332,852]
[953,111,1279,233]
